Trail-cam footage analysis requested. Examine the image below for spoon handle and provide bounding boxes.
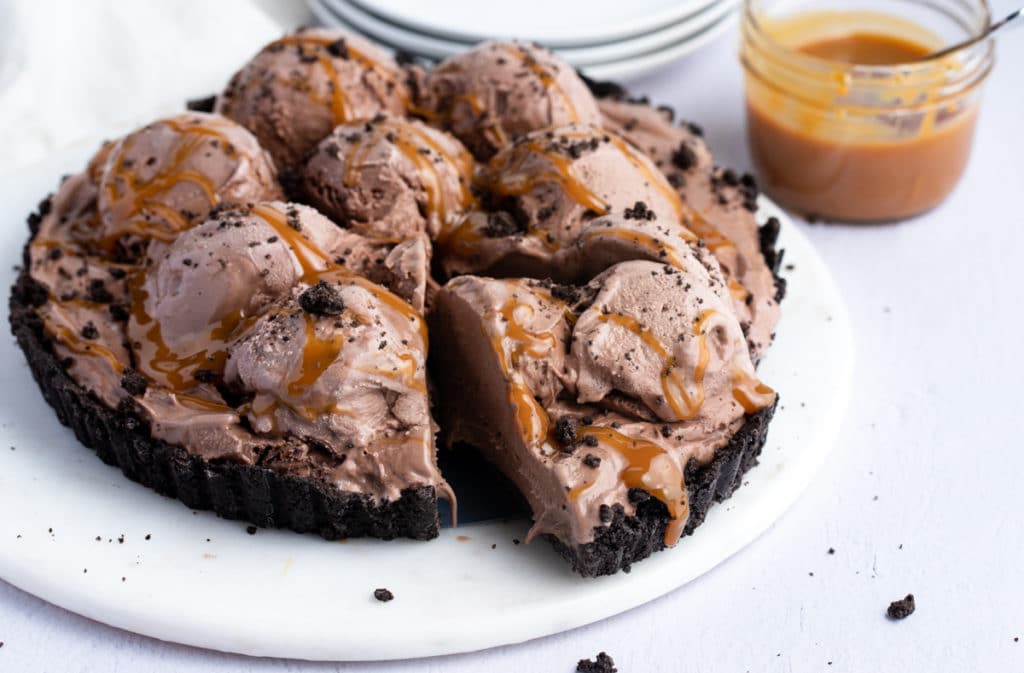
[927,8,1022,60]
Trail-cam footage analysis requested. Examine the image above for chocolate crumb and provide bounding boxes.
[887,594,916,620]
[827,547,835,555]
[581,434,599,447]
[120,369,148,396]
[554,416,579,448]
[86,279,113,304]
[672,143,698,171]
[185,95,217,113]
[373,588,394,602]
[550,283,581,304]
[245,525,257,535]
[299,281,345,316]
[482,211,523,238]
[327,38,349,59]
[577,651,617,673]
[583,454,601,468]
[109,303,130,321]
[80,322,99,340]
[623,200,656,221]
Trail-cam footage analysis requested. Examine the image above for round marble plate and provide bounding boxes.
[0,145,852,661]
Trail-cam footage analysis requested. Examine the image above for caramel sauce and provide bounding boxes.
[340,118,474,231]
[800,32,932,65]
[568,425,689,546]
[596,312,704,420]
[496,44,581,122]
[47,320,125,375]
[745,12,980,221]
[268,33,408,123]
[288,317,344,396]
[731,366,777,413]
[484,296,559,447]
[117,202,427,428]
[579,227,686,268]
[101,117,238,250]
[487,135,611,217]
[128,272,248,394]
[249,203,429,412]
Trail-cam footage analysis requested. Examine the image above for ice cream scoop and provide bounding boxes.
[439,124,691,279]
[420,41,601,160]
[217,28,410,168]
[224,274,433,474]
[600,98,781,358]
[133,200,429,396]
[301,115,474,241]
[96,113,281,261]
[572,260,773,424]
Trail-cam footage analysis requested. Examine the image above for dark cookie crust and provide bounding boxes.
[9,267,440,542]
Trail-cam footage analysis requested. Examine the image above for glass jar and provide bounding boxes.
[740,0,994,222]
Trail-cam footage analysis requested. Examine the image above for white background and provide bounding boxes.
[1,1,1022,671]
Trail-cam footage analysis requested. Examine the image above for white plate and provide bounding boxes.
[0,145,852,661]
[340,0,722,47]
[316,0,735,67]
[581,6,739,81]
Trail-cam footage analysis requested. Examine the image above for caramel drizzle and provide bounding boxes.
[579,228,687,268]
[496,44,581,122]
[128,272,248,396]
[101,117,237,250]
[596,312,706,420]
[597,308,774,419]
[568,425,689,546]
[484,296,558,447]
[249,203,429,398]
[268,34,408,123]
[487,132,610,217]
[288,318,344,396]
[731,367,777,413]
[341,118,474,231]
[47,320,125,376]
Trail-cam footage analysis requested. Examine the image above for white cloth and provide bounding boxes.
[0,0,282,172]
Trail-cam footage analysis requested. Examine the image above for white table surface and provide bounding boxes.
[2,2,1022,671]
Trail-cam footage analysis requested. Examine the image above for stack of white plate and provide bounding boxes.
[306,0,740,80]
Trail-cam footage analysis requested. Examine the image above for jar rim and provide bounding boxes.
[741,0,994,77]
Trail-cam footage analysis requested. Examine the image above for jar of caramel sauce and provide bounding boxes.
[741,0,994,221]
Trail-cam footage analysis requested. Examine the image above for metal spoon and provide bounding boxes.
[924,7,1022,60]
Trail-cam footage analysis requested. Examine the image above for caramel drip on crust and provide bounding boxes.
[731,367,777,413]
[340,119,475,231]
[484,296,558,447]
[101,117,239,250]
[495,44,581,122]
[269,34,408,123]
[567,425,689,546]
